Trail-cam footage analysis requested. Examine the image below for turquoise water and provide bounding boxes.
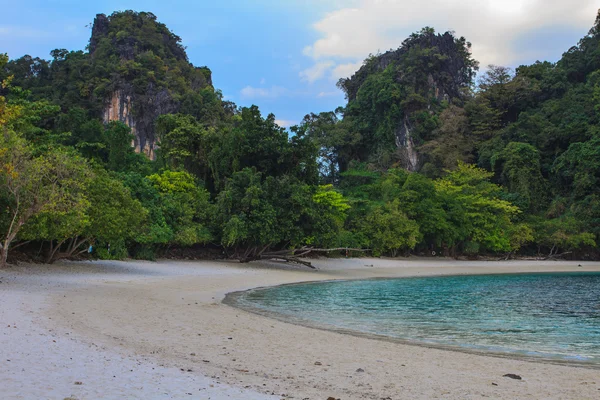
[236,273,600,363]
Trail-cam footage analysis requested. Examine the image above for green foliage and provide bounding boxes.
[3,11,600,263]
[156,113,212,179]
[308,185,351,247]
[216,169,350,253]
[85,170,146,245]
[493,142,546,212]
[363,200,421,257]
[294,110,360,182]
[553,132,600,199]
[532,216,596,254]
[434,163,520,253]
[105,121,135,172]
[217,168,278,249]
[419,105,475,177]
[147,170,212,246]
[209,106,318,189]
[0,137,92,265]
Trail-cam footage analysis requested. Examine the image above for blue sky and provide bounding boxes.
[1,1,598,127]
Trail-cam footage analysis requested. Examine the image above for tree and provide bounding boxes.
[155,113,214,182]
[363,200,420,257]
[208,106,318,190]
[215,168,351,262]
[0,140,91,266]
[494,142,547,212]
[217,168,278,258]
[147,170,212,247]
[419,105,475,177]
[1,58,90,265]
[532,216,596,257]
[434,162,521,255]
[47,169,149,261]
[295,110,361,182]
[553,133,600,199]
[105,121,135,172]
[308,184,351,247]
[394,172,451,248]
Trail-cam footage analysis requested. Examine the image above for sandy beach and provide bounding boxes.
[2,257,600,399]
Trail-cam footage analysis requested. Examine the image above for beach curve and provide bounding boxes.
[3,258,600,399]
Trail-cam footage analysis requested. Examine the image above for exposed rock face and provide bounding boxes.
[342,32,473,103]
[88,14,109,54]
[338,30,477,171]
[395,117,419,172]
[90,12,201,159]
[103,89,137,152]
[102,86,174,159]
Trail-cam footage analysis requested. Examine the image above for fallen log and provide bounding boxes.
[235,247,370,269]
[544,251,573,260]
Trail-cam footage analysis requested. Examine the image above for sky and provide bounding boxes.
[1,0,599,127]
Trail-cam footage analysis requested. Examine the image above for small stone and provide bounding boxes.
[190,353,196,356]
[314,361,322,366]
[356,368,365,373]
[74,381,83,385]
[503,374,522,380]
[492,382,498,386]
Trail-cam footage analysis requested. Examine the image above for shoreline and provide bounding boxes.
[223,272,600,371]
[2,257,600,399]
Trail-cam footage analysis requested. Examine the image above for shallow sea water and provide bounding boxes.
[237,272,600,363]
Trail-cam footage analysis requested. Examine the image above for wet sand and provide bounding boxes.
[2,258,600,399]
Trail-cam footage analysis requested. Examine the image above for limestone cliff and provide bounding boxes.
[338,29,478,171]
[89,11,213,159]
[102,86,174,159]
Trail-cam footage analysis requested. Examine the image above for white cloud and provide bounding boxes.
[260,77,266,85]
[275,119,295,127]
[331,61,364,80]
[299,60,335,83]
[317,91,340,98]
[240,85,288,99]
[302,0,599,82]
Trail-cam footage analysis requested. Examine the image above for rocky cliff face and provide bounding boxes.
[338,30,478,171]
[103,90,139,154]
[102,86,174,159]
[395,117,419,171]
[89,12,211,159]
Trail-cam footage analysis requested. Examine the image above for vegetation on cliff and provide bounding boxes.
[1,10,599,266]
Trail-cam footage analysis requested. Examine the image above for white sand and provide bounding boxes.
[2,257,600,399]
[0,262,276,400]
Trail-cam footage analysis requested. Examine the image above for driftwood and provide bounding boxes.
[235,246,370,269]
[544,251,573,260]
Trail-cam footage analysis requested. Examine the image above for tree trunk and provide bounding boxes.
[1,232,18,268]
[0,246,8,268]
[45,240,66,264]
